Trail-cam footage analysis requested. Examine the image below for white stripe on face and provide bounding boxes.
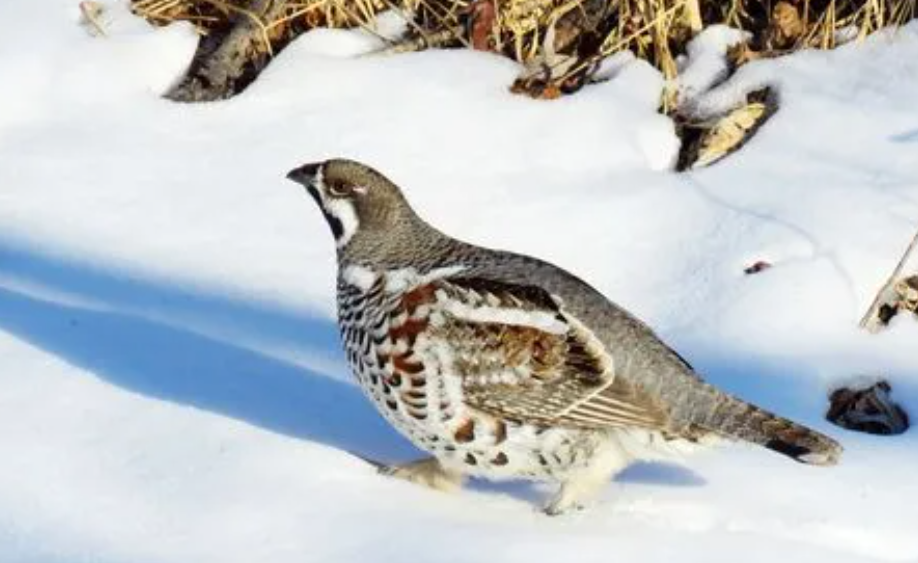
[312,166,360,249]
[325,197,359,248]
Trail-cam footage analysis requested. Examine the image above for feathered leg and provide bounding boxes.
[377,457,465,493]
[544,439,632,515]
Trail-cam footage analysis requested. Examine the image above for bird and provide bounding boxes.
[286,158,843,515]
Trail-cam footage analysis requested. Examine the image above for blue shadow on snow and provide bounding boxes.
[0,237,416,462]
[0,237,705,490]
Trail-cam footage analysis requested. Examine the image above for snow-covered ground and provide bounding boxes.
[2,1,917,561]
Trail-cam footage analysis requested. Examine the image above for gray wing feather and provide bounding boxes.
[431,276,673,432]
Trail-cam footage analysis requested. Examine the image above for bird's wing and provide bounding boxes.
[414,276,672,431]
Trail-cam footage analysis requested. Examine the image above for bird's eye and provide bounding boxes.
[327,181,350,197]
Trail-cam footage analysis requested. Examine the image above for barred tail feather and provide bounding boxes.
[697,392,843,466]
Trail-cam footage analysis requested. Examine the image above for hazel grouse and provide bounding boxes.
[286,158,842,515]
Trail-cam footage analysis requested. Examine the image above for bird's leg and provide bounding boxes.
[543,440,632,516]
[377,457,465,493]
[544,472,612,515]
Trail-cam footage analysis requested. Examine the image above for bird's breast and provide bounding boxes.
[335,271,602,480]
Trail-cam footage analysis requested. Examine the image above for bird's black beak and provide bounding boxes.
[286,161,322,186]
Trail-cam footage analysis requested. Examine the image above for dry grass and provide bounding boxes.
[132,0,390,42]
[134,0,914,164]
[132,0,917,90]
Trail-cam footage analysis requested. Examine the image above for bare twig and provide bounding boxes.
[860,226,918,331]
[364,24,464,54]
[80,1,108,36]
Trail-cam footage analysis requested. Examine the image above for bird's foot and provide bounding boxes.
[542,473,610,516]
[377,457,465,493]
[543,491,590,516]
[543,497,589,516]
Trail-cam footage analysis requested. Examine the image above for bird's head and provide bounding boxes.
[286,158,415,250]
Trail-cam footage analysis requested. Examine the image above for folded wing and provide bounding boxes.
[424,276,673,432]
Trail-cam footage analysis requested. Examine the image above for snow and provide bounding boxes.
[676,25,750,105]
[1,0,917,561]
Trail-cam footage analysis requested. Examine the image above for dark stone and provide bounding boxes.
[827,380,909,436]
[744,260,773,275]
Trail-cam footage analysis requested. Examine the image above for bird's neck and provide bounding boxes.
[339,212,461,272]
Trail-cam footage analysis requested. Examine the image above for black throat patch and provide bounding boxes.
[307,185,345,241]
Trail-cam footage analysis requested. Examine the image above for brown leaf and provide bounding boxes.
[768,1,805,49]
[467,0,497,52]
[694,101,768,168]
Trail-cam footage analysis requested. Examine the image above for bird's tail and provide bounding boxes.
[692,386,842,466]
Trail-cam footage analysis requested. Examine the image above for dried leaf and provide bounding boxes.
[861,228,918,332]
[768,1,805,49]
[894,276,918,312]
[693,101,768,168]
[80,1,108,37]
